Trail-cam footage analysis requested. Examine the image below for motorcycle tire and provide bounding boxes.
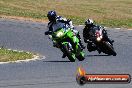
[77,53,85,61]
[76,46,85,61]
[63,44,76,62]
[104,42,117,56]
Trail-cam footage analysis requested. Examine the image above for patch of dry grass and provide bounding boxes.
[0,48,34,62]
[0,0,132,27]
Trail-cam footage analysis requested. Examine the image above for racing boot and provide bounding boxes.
[62,53,67,58]
[53,41,59,48]
[53,42,57,47]
[97,48,101,54]
[98,50,101,54]
[87,42,96,52]
[111,39,114,43]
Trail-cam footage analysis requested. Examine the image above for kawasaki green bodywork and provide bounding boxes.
[51,27,85,61]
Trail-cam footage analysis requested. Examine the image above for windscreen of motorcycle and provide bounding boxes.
[52,21,69,32]
[89,26,102,37]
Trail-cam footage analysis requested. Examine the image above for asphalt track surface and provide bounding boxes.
[0,18,132,88]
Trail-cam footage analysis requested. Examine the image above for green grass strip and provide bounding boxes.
[0,0,132,28]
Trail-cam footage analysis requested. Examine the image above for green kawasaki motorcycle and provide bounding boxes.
[46,25,85,62]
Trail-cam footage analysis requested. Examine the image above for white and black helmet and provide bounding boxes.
[85,19,94,26]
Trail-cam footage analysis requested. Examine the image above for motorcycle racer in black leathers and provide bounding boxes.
[83,19,114,53]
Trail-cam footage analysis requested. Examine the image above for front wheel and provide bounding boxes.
[62,44,76,62]
[76,46,85,61]
[103,42,117,56]
[77,52,85,61]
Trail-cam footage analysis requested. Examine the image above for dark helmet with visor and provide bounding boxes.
[85,19,94,27]
[47,11,57,21]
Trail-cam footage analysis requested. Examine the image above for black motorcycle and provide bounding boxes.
[86,27,116,56]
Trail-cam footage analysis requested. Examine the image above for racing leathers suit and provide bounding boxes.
[83,24,114,52]
[45,16,85,58]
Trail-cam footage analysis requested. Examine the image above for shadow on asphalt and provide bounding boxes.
[43,55,110,62]
[43,60,71,63]
[86,54,110,57]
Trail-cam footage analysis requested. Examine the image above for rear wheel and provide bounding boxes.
[62,44,76,62]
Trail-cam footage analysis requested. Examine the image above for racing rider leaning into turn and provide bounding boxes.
[45,10,85,58]
[83,19,114,53]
